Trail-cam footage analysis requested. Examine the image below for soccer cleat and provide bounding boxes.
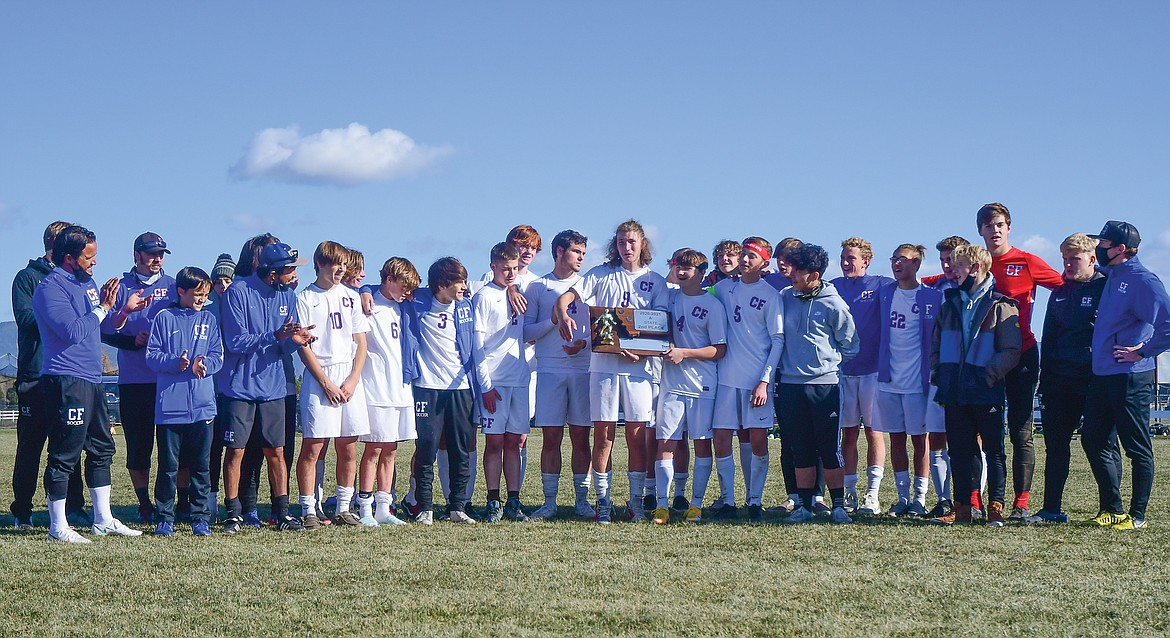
[831,506,852,524]
[748,504,764,524]
[378,513,408,526]
[1023,510,1069,524]
[504,498,530,522]
[710,504,739,521]
[14,517,33,531]
[414,511,434,526]
[154,521,175,537]
[48,527,92,544]
[333,511,362,527]
[887,499,911,517]
[930,503,972,526]
[401,501,422,519]
[684,505,702,523]
[626,499,647,523]
[971,508,985,522]
[670,495,690,513]
[857,495,881,516]
[906,502,928,517]
[652,507,670,525]
[192,520,212,537]
[92,518,143,537]
[767,498,796,515]
[275,515,305,532]
[781,507,814,524]
[137,503,155,525]
[300,514,323,531]
[812,501,831,517]
[642,494,656,514]
[66,510,93,528]
[449,510,477,525]
[221,516,243,535]
[1007,506,1029,522]
[595,498,612,524]
[574,500,596,519]
[359,515,379,528]
[925,499,953,519]
[242,510,263,529]
[485,500,504,523]
[1089,511,1127,527]
[843,490,858,513]
[987,502,1005,527]
[530,503,558,521]
[1112,516,1147,531]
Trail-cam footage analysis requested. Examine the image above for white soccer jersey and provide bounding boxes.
[415,298,469,390]
[472,282,530,389]
[361,291,412,407]
[470,269,538,296]
[524,272,590,374]
[296,284,369,367]
[713,278,783,390]
[882,284,923,394]
[573,263,669,378]
[662,288,726,398]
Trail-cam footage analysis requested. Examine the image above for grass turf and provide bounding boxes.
[1,427,1168,637]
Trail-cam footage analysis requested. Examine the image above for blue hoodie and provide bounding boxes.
[831,273,893,376]
[218,274,302,402]
[406,288,483,407]
[146,305,223,424]
[1091,256,1170,376]
[101,268,178,384]
[31,267,107,383]
[877,282,942,394]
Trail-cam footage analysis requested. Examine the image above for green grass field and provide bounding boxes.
[1,427,1168,637]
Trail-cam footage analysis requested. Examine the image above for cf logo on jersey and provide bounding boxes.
[860,290,875,301]
[154,288,169,299]
[457,307,471,321]
[691,306,708,320]
[639,281,654,292]
[749,296,766,310]
[1004,265,1024,277]
[1119,282,1129,294]
[67,407,85,426]
[279,305,289,316]
[1082,296,1094,307]
[86,289,101,306]
[193,323,209,339]
[415,401,430,417]
[342,297,353,308]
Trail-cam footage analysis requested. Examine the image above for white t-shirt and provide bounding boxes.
[415,298,469,390]
[662,288,727,398]
[296,283,369,367]
[472,282,531,389]
[524,271,590,373]
[882,285,923,394]
[713,278,783,389]
[573,263,670,378]
[361,291,412,407]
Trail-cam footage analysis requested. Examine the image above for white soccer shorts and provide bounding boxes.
[481,386,531,435]
[712,385,774,430]
[534,371,591,428]
[874,390,928,436]
[361,405,417,443]
[840,373,879,429]
[300,362,371,439]
[589,373,654,423]
[656,391,714,441]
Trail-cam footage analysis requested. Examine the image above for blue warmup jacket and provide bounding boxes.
[31,267,106,383]
[832,273,893,377]
[1092,256,1170,376]
[877,282,943,394]
[406,288,482,407]
[101,269,177,384]
[218,274,302,402]
[146,305,223,424]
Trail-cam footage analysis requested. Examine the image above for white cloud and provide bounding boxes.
[1020,234,1060,268]
[229,123,452,186]
[227,212,279,232]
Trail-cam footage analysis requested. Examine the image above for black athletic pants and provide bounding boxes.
[1004,346,1039,497]
[945,404,1006,507]
[1037,372,1096,514]
[119,383,157,472]
[413,387,475,513]
[41,375,115,501]
[1081,371,1155,520]
[10,380,85,519]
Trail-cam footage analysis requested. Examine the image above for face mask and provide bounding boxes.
[1095,246,1113,267]
[959,274,977,293]
[67,261,92,283]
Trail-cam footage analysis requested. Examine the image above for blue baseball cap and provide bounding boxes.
[134,232,171,254]
[258,242,308,269]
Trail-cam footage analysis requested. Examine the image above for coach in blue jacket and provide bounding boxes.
[1082,221,1170,530]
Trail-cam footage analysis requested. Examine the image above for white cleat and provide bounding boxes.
[857,495,882,516]
[376,513,408,526]
[449,510,477,525]
[48,527,92,544]
[530,503,558,521]
[358,515,379,528]
[91,519,143,537]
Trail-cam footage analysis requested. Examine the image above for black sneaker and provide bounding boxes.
[222,516,243,535]
[642,494,656,513]
[748,504,764,524]
[926,499,954,519]
[275,515,305,532]
[710,504,739,521]
[670,496,690,513]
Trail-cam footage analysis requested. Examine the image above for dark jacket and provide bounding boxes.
[1040,273,1105,379]
[11,257,53,384]
[931,282,1021,406]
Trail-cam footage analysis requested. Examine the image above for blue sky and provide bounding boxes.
[3,3,1168,341]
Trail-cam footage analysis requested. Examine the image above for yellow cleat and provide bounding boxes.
[1112,515,1147,531]
[652,507,670,525]
[1089,512,1127,527]
[684,505,702,523]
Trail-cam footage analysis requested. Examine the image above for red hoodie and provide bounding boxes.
[990,247,1062,352]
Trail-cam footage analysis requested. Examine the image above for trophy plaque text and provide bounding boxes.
[589,307,673,356]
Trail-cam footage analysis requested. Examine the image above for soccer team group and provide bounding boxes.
[11,202,1169,542]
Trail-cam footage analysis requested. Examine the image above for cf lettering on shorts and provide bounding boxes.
[415,401,429,418]
[483,418,495,427]
[67,407,85,426]
[223,431,235,443]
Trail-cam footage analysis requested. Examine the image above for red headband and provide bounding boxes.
[744,242,771,262]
